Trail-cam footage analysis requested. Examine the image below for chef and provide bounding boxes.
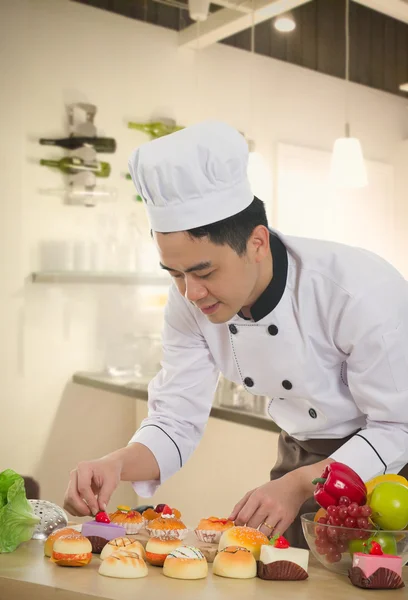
[64,120,408,547]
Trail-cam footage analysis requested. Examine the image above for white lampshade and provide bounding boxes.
[329,136,368,188]
[274,13,296,32]
[188,0,210,21]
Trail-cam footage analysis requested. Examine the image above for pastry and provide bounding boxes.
[143,504,181,522]
[109,506,145,534]
[100,537,146,561]
[146,505,188,540]
[218,526,268,561]
[213,546,257,579]
[51,534,92,567]
[163,546,208,580]
[195,517,234,544]
[145,537,184,566]
[257,535,309,580]
[44,527,81,557]
[99,550,148,579]
[348,541,404,589]
[81,512,126,553]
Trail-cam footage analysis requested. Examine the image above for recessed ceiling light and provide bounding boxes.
[273,13,296,32]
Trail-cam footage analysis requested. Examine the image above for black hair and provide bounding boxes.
[185,196,268,256]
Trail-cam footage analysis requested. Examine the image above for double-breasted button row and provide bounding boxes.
[229,324,279,335]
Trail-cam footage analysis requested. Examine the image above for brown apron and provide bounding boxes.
[270,431,408,549]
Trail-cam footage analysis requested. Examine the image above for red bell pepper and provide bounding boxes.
[312,462,367,509]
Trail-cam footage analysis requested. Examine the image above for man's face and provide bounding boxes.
[153,228,267,324]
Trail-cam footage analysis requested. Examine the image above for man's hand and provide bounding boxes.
[228,473,308,537]
[64,456,122,517]
[229,458,333,537]
[63,442,160,517]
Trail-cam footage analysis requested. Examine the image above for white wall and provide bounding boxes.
[0,0,407,508]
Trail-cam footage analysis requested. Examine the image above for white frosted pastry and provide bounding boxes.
[98,550,148,578]
[163,546,208,580]
[259,545,309,572]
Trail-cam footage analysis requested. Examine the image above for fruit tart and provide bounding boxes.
[195,517,234,544]
[109,506,145,534]
[146,505,188,540]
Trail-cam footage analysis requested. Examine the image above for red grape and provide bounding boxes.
[338,506,348,521]
[328,516,342,526]
[338,496,351,506]
[335,541,348,553]
[315,537,328,550]
[327,505,338,517]
[360,505,372,517]
[357,517,369,530]
[317,516,328,525]
[316,545,327,555]
[344,517,356,528]
[347,503,359,517]
[326,551,342,563]
[327,526,340,541]
[316,525,327,538]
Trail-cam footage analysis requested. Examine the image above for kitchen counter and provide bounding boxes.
[1,539,406,600]
[73,372,281,433]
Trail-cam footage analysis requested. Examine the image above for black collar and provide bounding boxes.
[238,231,288,322]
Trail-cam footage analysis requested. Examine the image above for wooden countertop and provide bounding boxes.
[0,538,406,600]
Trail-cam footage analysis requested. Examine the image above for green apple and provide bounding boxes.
[369,482,408,530]
[348,532,398,557]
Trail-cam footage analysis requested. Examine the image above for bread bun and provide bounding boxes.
[218,526,268,561]
[100,537,145,560]
[145,537,183,566]
[51,534,92,567]
[163,546,208,580]
[213,546,257,579]
[99,550,148,578]
[44,528,80,557]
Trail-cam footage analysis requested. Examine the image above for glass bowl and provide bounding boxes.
[301,512,408,576]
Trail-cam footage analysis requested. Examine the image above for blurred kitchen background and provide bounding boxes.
[1,0,408,524]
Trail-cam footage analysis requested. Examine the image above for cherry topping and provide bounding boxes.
[95,511,110,524]
[161,505,173,516]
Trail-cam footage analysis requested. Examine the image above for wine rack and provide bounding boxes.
[39,102,117,207]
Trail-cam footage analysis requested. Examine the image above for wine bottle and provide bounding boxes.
[40,157,111,178]
[127,121,184,139]
[39,136,116,153]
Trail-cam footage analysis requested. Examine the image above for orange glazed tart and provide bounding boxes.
[195,517,234,544]
[109,506,145,534]
[143,505,182,522]
[146,505,188,540]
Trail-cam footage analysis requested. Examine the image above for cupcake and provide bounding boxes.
[109,506,145,534]
[143,505,181,522]
[146,505,188,540]
[195,517,234,544]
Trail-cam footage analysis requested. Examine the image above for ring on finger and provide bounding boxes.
[262,520,276,531]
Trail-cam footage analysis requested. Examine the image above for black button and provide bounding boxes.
[309,408,317,419]
[282,380,292,390]
[229,324,238,334]
[268,325,278,336]
[244,377,254,387]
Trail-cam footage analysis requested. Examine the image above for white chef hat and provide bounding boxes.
[127,120,253,232]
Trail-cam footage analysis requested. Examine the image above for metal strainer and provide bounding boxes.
[29,500,68,540]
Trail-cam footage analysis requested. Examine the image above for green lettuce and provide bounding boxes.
[0,469,40,553]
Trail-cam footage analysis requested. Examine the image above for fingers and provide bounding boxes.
[63,470,92,517]
[228,488,254,521]
[76,463,99,516]
[97,477,117,512]
[246,506,269,531]
[259,517,281,538]
[235,492,261,526]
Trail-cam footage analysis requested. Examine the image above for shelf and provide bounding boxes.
[30,271,170,286]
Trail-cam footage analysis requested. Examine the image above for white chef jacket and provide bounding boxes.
[129,230,408,497]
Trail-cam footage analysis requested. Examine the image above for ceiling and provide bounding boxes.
[72,0,408,98]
